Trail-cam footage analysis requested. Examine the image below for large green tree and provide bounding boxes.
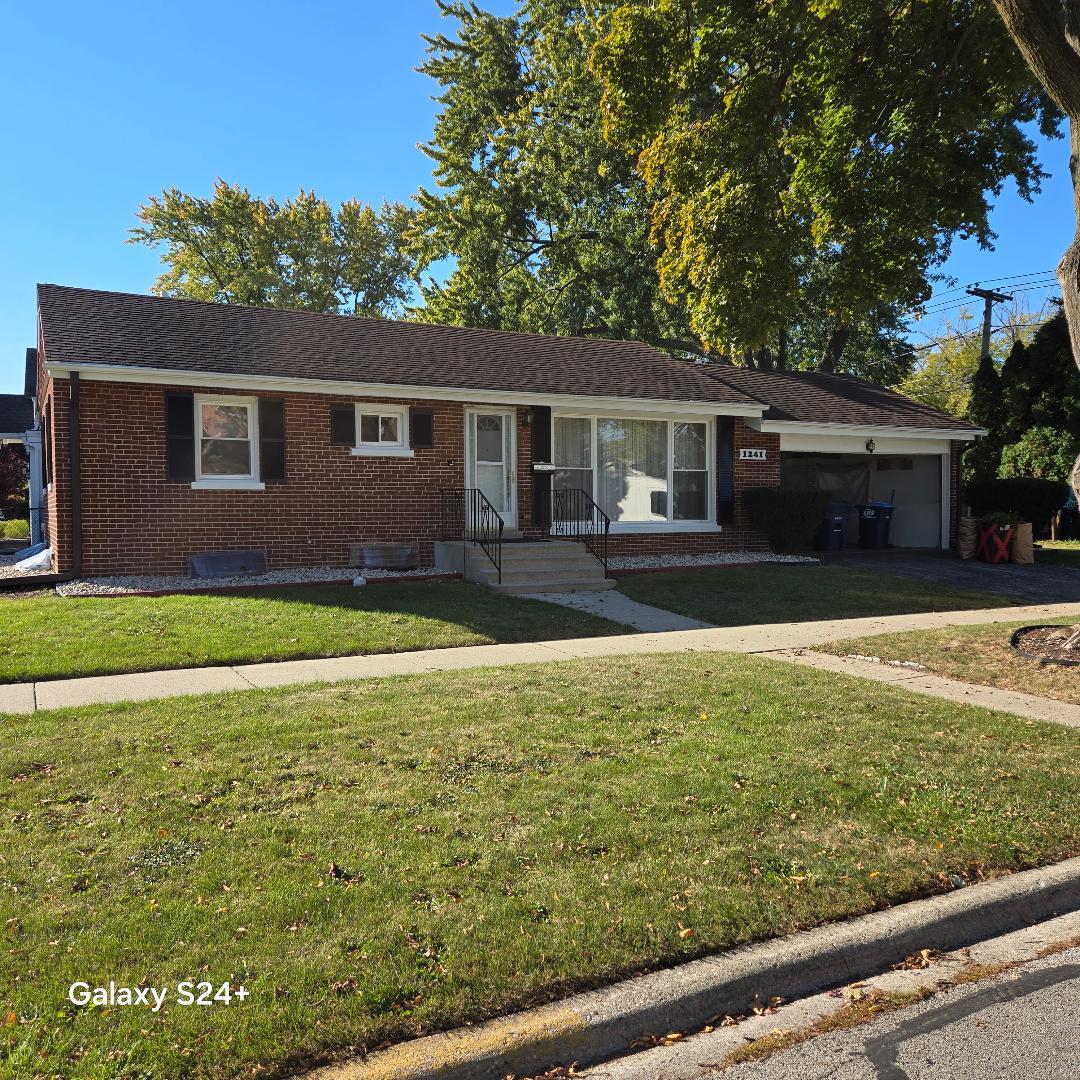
[413,0,918,376]
[966,311,1080,480]
[130,181,417,317]
[987,1,1080,498]
[590,1,1060,369]
[898,301,1044,415]
[413,0,705,355]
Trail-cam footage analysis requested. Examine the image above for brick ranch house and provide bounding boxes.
[27,284,982,582]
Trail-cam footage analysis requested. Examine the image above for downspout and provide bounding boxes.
[24,427,42,545]
[68,372,82,576]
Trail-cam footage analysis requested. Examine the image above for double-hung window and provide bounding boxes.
[195,395,259,484]
[673,422,709,521]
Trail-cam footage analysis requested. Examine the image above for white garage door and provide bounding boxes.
[870,456,942,548]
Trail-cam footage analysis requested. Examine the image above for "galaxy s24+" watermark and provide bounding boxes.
[67,981,248,1013]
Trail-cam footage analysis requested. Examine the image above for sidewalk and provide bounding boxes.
[2,600,1077,714]
[773,649,1080,728]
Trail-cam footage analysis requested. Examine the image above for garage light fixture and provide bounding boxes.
[865,438,876,454]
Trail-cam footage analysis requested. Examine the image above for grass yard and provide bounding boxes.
[3,652,1078,1078]
[617,564,1015,626]
[0,581,624,683]
[822,616,1080,705]
[1036,540,1080,569]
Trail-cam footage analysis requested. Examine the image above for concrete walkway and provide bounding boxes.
[3,600,1078,715]
[521,589,712,631]
[773,649,1080,728]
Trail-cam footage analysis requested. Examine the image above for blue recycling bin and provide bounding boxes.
[856,502,895,549]
[814,503,848,551]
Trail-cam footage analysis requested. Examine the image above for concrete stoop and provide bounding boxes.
[437,539,616,593]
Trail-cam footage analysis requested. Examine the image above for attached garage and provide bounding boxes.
[779,444,948,549]
[704,367,985,552]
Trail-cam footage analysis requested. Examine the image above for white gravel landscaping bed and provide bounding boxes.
[607,551,818,570]
[0,554,54,580]
[56,565,450,597]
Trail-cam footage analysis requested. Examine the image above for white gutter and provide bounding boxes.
[43,361,766,420]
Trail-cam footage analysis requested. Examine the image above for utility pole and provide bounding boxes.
[966,285,1013,360]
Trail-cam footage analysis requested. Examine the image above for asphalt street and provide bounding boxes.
[726,946,1080,1080]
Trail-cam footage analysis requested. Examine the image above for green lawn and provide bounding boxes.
[3,653,1078,1079]
[1036,540,1080,569]
[617,564,1016,625]
[0,581,624,684]
[822,616,1080,705]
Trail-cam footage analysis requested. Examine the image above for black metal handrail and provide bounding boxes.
[536,487,611,577]
[439,488,504,584]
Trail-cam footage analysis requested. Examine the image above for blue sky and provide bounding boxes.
[0,0,1071,393]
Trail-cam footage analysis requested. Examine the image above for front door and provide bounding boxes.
[466,410,516,528]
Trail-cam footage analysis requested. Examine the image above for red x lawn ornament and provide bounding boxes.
[977,525,1012,564]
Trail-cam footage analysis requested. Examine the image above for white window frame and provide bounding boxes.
[550,412,718,532]
[350,404,414,458]
[192,394,264,491]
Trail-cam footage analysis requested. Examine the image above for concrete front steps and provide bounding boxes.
[436,538,615,593]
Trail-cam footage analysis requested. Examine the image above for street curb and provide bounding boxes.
[307,856,1080,1080]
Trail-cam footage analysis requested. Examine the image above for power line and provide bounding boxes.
[917,279,1058,317]
[919,270,1057,312]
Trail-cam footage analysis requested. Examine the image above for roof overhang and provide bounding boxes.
[748,418,985,442]
[44,361,766,420]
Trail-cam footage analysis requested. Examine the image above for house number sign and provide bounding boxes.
[739,448,768,461]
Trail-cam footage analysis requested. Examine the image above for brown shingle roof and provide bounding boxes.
[36,285,759,408]
[705,366,979,431]
[0,394,32,435]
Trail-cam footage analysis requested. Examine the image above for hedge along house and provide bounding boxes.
[33,284,982,586]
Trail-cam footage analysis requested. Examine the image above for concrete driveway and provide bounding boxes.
[826,550,1080,604]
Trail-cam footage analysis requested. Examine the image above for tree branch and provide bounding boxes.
[990,0,1080,115]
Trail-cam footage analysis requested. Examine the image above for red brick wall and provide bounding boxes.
[42,379,781,575]
[47,381,471,575]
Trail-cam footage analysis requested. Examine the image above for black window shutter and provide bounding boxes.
[259,399,286,482]
[410,408,435,449]
[330,405,355,446]
[165,392,196,481]
[716,417,735,525]
[531,405,552,462]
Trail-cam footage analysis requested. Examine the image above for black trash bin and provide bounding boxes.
[814,503,848,551]
[856,502,895,549]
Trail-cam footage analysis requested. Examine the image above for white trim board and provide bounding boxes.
[43,362,764,420]
[778,432,957,455]
[757,419,982,441]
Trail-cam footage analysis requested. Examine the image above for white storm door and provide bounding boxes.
[466,410,517,528]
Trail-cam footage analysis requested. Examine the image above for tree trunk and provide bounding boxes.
[776,326,788,370]
[819,324,851,373]
[984,4,1080,346]
[989,1,1080,498]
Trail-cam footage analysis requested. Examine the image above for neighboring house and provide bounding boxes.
[28,284,982,579]
[0,361,44,543]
